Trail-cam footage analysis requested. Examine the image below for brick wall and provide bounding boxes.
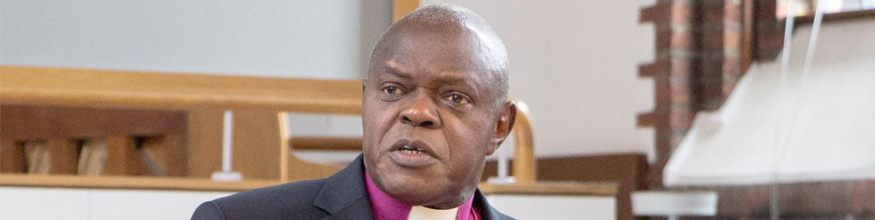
[638,0,875,218]
[638,0,768,189]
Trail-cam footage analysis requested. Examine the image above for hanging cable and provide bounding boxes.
[770,1,827,220]
[770,1,797,219]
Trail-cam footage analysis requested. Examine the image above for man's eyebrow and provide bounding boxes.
[435,75,467,85]
[382,66,412,79]
[434,74,480,94]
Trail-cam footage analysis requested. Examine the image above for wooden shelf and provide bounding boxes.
[0,173,617,196]
[0,66,363,114]
[479,181,618,197]
[0,174,279,192]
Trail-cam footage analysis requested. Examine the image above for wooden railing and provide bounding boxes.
[0,65,539,185]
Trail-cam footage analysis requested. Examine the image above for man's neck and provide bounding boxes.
[364,170,477,220]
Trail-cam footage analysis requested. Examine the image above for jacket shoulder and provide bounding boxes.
[192,179,329,220]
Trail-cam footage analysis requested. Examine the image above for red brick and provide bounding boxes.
[703,30,725,49]
[656,28,672,51]
[655,80,670,102]
[669,80,694,103]
[724,30,741,49]
[640,4,670,23]
[671,31,695,49]
[703,3,726,23]
[671,3,694,24]
[639,62,669,78]
[724,1,743,22]
[670,59,695,78]
[636,112,667,128]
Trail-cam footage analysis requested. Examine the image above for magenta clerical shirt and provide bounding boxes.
[365,170,480,220]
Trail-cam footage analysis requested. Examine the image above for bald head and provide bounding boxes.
[361,5,517,209]
[369,4,509,106]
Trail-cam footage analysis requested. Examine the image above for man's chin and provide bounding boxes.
[378,174,448,206]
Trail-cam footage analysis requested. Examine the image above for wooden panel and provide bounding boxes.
[483,154,648,220]
[186,109,223,178]
[0,174,278,192]
[160,133,187,177]
[186,109,286,181]
[285,155,343,181]
[105,136,137,176]
[289,137,362,151]
[233,110,282,180]
[393,0,419,22]
[0,105,186,142]
[48,139,79,174]
[279,113,344,181]
[795,9,875,24]
[0,140,25,173]
[510,100,536,183]
[0,174,618,196]
[479,182,617,196]
[0,66,363,114]
[740,0,755,73]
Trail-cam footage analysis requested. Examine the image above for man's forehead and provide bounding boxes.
[377,60,488,86]
[366,5,508,101]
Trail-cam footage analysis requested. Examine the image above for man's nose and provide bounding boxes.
[399,91,441,129]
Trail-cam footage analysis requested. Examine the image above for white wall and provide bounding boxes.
[0,187,232,220]
[422,0,657,159]
[0,0,385,152]
[0,187,615,220]
[1,0,658,160]
[0,0,390,79]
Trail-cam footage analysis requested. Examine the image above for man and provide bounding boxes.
[192,4,517,220]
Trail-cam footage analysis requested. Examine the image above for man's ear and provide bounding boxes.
[362,79,368,91]
[486,101,517,156]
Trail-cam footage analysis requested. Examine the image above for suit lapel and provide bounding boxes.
[472,189,505,220]
[311,154,507,220]
[313,154,375,220]
[321,196,374,220]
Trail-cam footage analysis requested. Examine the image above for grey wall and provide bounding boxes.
[1,0,391,79]
[1,0,661,160]
[0,0,391,141]
[422,0,657,160]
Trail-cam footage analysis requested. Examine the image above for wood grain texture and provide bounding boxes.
[159,133,187,177]
[483,154,648,220]
[0,174,279,192]
[0,105,187,141]
[0,66,541,192]
[185,109,224,178]
[0,66,363,114]
[289,137,362,151]
[0,140,25,173]
[795,9,875,25]
[509,100,536,183]
[105,136,136,176]
[48,139,79,174]
[0,173,617,196]
[478,182,617,196]
[232,110,282,180]
[279,113,344,181]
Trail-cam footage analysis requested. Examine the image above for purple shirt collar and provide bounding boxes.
[365,170,478,220]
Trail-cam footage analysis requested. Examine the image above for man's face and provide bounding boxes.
[361,23,510,208]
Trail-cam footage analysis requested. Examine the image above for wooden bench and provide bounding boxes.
[0,65,536,183]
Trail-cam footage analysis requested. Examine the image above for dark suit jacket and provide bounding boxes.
[191,155,515,220]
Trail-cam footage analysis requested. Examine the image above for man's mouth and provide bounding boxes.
[399,144,427,154]
[388,139,438,167]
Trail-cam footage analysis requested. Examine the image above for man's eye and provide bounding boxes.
[446,94,471,105]
[382,86,404,95]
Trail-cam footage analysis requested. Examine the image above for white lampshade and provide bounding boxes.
[664,19,875,186]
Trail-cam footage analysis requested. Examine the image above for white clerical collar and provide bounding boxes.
[408,206,459,220]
